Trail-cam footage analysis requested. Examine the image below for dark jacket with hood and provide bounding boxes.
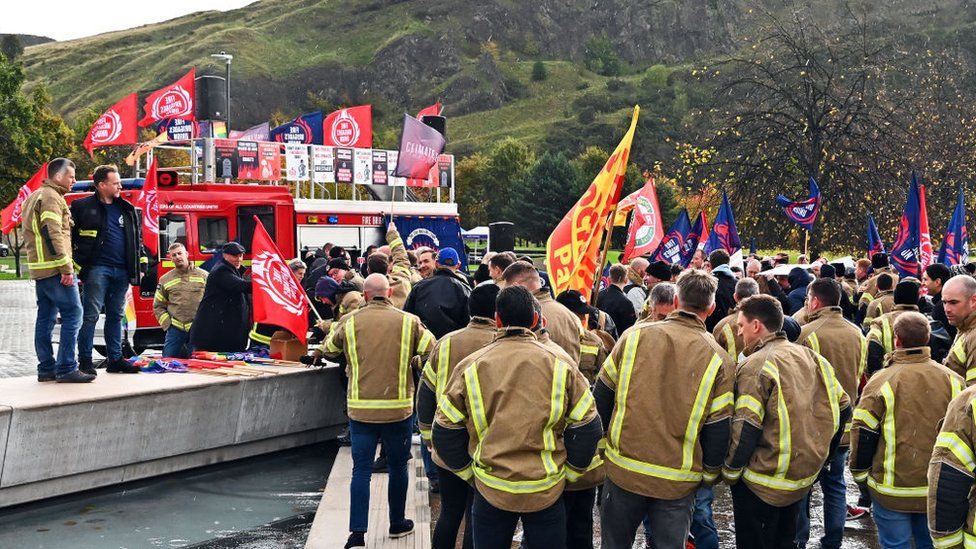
[70,193,143,284]
[404,267,471,339]
[786,267,812,315]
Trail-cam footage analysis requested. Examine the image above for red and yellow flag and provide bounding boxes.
[545,106,639,300]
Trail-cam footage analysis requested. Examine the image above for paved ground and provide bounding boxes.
[0,280,43,378]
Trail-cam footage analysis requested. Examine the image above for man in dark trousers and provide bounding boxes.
[190,242,252,352]
[71,164,142,375]
[598,263,638,334]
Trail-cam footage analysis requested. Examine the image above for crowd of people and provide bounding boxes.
[20,158,976,549]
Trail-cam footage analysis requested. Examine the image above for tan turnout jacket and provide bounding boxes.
[22,180,74,279]
[945,311,976,385]
[153,265,208,332]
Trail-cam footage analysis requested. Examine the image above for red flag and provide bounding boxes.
[416,101,443,119]
[138,68,196,127]
[134,158,160,256]
[622,179,665,262]
[84,94,138,156]
[1,163,47,235]
[322,105,372,148]
[919,184,932,274]
[251,217,308,344]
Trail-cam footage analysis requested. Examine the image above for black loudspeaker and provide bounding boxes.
[489,222,515,252]
[195,75,227,121]
[420,115,446,139]
[157,170,179,187]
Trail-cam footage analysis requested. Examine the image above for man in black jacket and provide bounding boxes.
[71,165,142,375]
[924,263,955,339]
[597,263,638,333]
[404,248,471,339]
[705,249,736,332]
[190,242,252,352]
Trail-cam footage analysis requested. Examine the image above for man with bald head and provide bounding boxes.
[624,257,650,314]
[315,272,436,547]
[942,274,976,383]
[503,261,582,362]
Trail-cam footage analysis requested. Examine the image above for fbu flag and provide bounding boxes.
[704,191,742,265]
[653,209,691,265]
[938,186,969,266]
[775,177,821,231]
[867,214,886,258]
[889,174,922,277]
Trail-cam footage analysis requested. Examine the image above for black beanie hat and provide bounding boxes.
[819,264,836,280]
[871,253,889,270]
[469,283,501,319]
[647,260,672,281]
[829,262,846,278]
[893,279,920,305]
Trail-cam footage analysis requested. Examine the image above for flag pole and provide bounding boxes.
[803,229,809,260]
[591,205,619,305]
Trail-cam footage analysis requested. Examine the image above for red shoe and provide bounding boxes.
[846,504,869,521]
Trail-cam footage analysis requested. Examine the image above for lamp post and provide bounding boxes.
[210,51,233,130]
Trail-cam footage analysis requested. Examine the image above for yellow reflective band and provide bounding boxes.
[580,344,599,356]
[953,377,964,399]
[761,361,792,476]
[73,260,82,274]
[854,408,880,430]
[967,532,976,549]
[473,466,564,494]
[465,364,488,468]
[419,428,431,441]
[736,395,765,420]
[568,389,594,422]
[78,229,97,237]
[249,328,272,345]
[422,361,437,388]
[953,339,967,365]
[348,398,413,409]
[609,332,640,447]
[880,382,896,486]
[565,466,584,482]
[154,290,166,303]
[722,467,743,481]
[346,317,360,399]
[852,470,869,482]
[743,468,819,491]
[171,319,191,331]
[158,312,170,324]
[601,355,618,385]
[418,329,435,354]
[709,392,734,415]
[456,465,474,480]
[28,256,72,269]
[722,323,736,356]
[816,356,841,432]
[935,432,976,473]
[860,292,875,304]
[163,278,182,289]
[702,470,718,483]
[398,316,412,401]
[32,216,44,263]
[542,362,568,476]
[881,318,894,353]
[389,237,403,249]
[438,395,466,424]
[866,477,927,498]
[967,368,976,384]
[807,332,821,355]
[605,446,703,483]
[932,531,963,549]
[859,335,868,378]
[436,338,451,398]
[683,353,723,469]
[39,211,61,224]
[325,331,342,354]
[188,276,206,284]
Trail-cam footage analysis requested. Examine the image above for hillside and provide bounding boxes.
[1,34,54,47]
[17,0,976,158]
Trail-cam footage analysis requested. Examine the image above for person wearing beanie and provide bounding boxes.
[555,289,610,383]
[646,260,672,284]
[924,263,956,340]
[417,283,500,549]
[865,279,921,376]
[864,274,897,326]
[859,253,899,310]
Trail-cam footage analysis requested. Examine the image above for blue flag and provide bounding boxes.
[704,191,743,265]
[938,185,969,266]
[775,177,821,231]
[889,173,922,277]
[867,214,886,258]
[270,111,324,145]
[652,209,692,265]
[386,214,468,270]
[682,211,708,268]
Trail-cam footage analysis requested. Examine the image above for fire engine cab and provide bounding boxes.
[67,139,458,352]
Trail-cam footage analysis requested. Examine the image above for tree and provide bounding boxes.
[584,36,622,77]
[506,152,584,244]
[455,153,490,227]
[531,60,548,82]
[1,35,23,61]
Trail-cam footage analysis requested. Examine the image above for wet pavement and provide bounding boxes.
[0,280,42,378]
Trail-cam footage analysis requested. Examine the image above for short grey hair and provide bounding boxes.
[288,259,306,272]
[649,282,676,307]
[734,278,760,300]
[675,269,717,313]
[946,274,976,298]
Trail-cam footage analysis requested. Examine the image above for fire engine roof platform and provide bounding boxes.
[0,365,346,509]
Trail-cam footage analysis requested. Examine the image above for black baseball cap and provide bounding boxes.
[556,290,598,316]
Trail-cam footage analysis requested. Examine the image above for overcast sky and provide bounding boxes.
[1,1,256,41]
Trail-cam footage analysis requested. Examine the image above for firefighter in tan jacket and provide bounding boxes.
[503,261,583,362]
[555,289,610,384]
[415,284,498,549]
[858,253,899,308]
[595,269,735,548]
[713,277,760,359]
[315,274,435,547]
[849,312,963,548]
[941,274,976,384]
[862,272,896,325]
[365,222,413,309]
[724,295,851,549]
[927,385,976,548]
[794,277,867,549]
[866,280,921,376]
[432,285,601,547]
[153,243,207,358]
[22,159,91,382]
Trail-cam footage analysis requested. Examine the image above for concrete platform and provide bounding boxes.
[307,446,431,549]
[0,365,347,509]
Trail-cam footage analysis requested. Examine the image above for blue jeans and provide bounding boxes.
[78,265,128,361]
[415,414,439,483]
[872,501,933,549]
[163,328,191,359]
[34,275,83,377]
[796,448,849,549]
[692,486,718,549]
[349,417,412,533]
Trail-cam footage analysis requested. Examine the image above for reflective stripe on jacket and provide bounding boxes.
[945,311,976,385]
[927,385,976,548]
[21,180,73,279]
[153,266,208,332]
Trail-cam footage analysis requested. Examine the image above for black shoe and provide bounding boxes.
[37,374,56,382]
[389,519,414,538]
[56,370,96,383]
[78,357,97,376]
[373,455,388,473]
[337,429,351,447]
[429,479,440,494]
[105,358,140,374]
[344,532,365,548]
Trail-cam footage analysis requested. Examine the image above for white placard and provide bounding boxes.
[285,143,310,182]
[353,148,373,185]
[311,145,335,183]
